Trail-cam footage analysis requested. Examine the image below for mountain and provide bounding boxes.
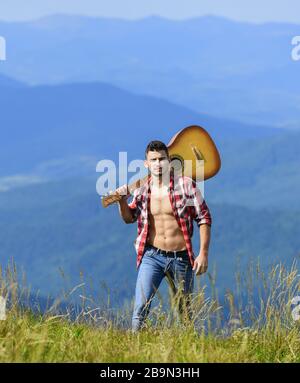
[1,78,300,210]
[0,14,299,128]
[206,129,300,209]
[0,73,25,87]
[0,175,299,308]
[1,14,299,316]
[0,79,281,178]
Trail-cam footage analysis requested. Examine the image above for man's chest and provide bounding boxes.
[149,187,174,216]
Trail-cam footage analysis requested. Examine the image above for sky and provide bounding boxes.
[0,0,300,24]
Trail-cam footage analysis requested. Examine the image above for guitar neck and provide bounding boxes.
[101,174,149,208]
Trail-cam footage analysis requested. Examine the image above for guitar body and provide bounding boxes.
[102,124,221,207]
[168,125,221,181]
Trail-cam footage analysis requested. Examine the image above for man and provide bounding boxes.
[115,140,212,332]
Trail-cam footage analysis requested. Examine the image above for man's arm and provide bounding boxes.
[192,224,211,275]
[199,223,211,253]
[114,184,138,224]
[118,197,137,224]
[188,180,212,275]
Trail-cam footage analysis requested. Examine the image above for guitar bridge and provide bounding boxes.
[190,144,206,162]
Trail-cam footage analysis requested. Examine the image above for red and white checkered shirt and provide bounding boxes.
[128,170,212,269]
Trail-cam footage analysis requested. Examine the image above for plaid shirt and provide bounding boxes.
[128,170,212,269]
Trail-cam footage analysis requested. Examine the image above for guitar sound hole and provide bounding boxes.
[170,155,184,176]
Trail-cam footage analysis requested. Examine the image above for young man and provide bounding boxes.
[115,140,212,332]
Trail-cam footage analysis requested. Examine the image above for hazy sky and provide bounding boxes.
[0,0,300,23]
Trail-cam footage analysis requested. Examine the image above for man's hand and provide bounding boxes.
[110,184,129,203]
[192,250,208,275]
[114,184,136,224]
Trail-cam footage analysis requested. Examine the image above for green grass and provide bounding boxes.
[0,259,300,363]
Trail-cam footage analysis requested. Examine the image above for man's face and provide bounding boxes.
[144,150,170,177]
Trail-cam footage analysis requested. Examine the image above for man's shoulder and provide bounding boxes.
[174,174,195,189]
[129,183,147,200]
[181,175,194,184]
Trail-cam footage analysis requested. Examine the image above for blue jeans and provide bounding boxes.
[132,245,194,332]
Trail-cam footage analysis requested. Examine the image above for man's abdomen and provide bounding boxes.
[147,214,187,251]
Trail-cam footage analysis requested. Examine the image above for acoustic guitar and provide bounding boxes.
[101,125,221,208]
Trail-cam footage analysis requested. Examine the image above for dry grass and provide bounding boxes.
[0,258,300,362]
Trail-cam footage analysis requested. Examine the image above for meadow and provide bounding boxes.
[0,259,299,363]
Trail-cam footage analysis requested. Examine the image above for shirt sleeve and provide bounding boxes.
[127,188,140,221]
[188,179,212,227]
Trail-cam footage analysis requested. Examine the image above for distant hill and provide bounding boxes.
[1,78,300,210]
[206,129,300,209]
[0,73,25,87]
[0,14,299,128]
[0,176,299,308]
[1,14,299,315]
[0,79,280,178]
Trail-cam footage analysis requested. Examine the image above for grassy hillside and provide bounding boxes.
[2,311,300,362]
[0,260,299,362]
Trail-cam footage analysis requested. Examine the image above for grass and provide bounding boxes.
[0,258,300,362]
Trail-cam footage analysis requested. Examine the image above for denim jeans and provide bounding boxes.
[132,244,194,332]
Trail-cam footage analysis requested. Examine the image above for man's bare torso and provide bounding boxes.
[146,184,186,251]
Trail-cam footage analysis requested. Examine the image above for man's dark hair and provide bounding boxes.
[145,140,169,159]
